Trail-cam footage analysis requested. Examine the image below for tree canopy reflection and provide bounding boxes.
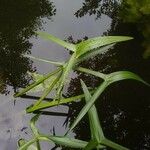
[0,0,56,94]
[75,0,119,19]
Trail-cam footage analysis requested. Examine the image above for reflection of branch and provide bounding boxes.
[0,0,56,94]
[75,0,119,19]
[33,110,68,117]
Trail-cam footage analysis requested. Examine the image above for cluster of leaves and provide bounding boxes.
[15,32,149,150]
[120,0,150,58]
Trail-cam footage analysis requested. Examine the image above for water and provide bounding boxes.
[0,0,149,150]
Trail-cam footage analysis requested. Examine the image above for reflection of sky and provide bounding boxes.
[31,0,112,73]
[0,0,112,149]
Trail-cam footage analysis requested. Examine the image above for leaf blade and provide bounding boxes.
[107,71,150,86]
[76,44,115,63]
[14,68,62,98]
[37,32,76,52]
[76,36,133,57]
[66,81,108,135]
[81,80,105,142]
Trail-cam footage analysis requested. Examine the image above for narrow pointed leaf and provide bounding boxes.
[76,36,133,57]
[30,114,40,136]
[76,44,114,63]
[66,82,108,134]
[14,68,62,97]
[56,53,76,99]
[25,55,64,66]
[107,71,150,86]
[32,71,62,107]
[81,80,104,142]
[27,72,58,93]
[37,32,76,52]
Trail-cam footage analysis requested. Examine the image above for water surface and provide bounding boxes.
[0,0,149,150]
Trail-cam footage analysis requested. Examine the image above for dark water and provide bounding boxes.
[0,0,149,150]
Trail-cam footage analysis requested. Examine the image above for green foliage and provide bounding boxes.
[121,0,150,58]
[14,32,149,149]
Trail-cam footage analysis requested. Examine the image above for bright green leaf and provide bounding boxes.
[76,36,133,57]
[76,44,115,64]
[66,81,108,135]
[81,80,105,142]
[107,71,150,86]
[14,68,62,97]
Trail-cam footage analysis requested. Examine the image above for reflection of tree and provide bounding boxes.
[119,0,150,58]
[0,0,56,94]
[75,0,150,58]
[64,36,150,150]
[75,0,119,19]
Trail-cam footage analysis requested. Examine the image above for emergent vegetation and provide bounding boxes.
[15,32,149,150]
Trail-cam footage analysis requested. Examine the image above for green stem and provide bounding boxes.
[18,138,36,150]
[77,67,106,80]
[56,53,76,99]
[36,140,41,150]
[101,138,129,150]
[26,90,95,113]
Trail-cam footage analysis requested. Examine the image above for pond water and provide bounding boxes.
[0,0,150,150]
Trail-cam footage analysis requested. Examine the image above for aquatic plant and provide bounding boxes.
[15,32,149,149]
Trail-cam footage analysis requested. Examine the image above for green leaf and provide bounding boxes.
[30,114,40,136]
[76,44,115,64]
[66,70,149,135]
[81,80,104,142]
[38,135,88,148]
[106,71,150,86]
[37,32,76,52]
[66,81,108,135]
[26,72,57,93]
[76,36,133,57]
[32,71,62,107]
[25,55,64,66]
[14,68,62,97]
[56,53,76,99]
